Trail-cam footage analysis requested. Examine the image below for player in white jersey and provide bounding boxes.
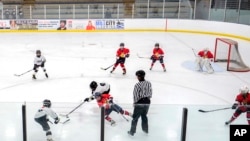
[34,99,60,141]
[33,50,48,79]
[84,81,111,102]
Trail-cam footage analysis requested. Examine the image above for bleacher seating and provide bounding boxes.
[1,0,192,19]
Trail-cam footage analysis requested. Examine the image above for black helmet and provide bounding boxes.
[36,50,41,54]
[120,43,125,47]
[36,50,41,57]
[43,99,51,108]
[135,70,145,78]
[155,43,159,47]
[90,81,98,91]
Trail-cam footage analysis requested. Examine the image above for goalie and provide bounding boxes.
[195,48,214,73]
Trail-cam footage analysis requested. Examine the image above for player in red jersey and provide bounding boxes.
[225,85,250,125]
[110,43,130,75]
[150,43,166,72]
[94,92,131,126]
[195,48,214,73]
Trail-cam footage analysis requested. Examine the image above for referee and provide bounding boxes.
[128,70,152,136]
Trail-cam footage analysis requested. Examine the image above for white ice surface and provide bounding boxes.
[0,32,249,141]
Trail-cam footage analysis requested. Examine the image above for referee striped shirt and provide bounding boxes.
[133,80,152,103]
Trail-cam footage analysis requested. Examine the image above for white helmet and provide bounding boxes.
[239,85,249,94]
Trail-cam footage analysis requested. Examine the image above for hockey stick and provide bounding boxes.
[101,64,114,70]
[48,118,70,124]
[112,104,130,122]
[192,48,203,71]
[198,107,231,113]
[14,69,33,77]
[60,101,86,118]
[136,53,150,59]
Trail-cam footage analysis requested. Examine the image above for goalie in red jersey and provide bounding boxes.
[110,43,130,75]
[225,85,250,125]
[195,48,214,73]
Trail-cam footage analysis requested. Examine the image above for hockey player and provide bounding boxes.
[84,81,111,102]
[225,85,250,125]
[94,92,131,126]
[34,99,60,141]
[150,43,166,72]
[195,48,214,73]
[110,43,130,75]
[33,50,48,79]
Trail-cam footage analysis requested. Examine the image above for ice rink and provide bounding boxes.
[0,32,249,141]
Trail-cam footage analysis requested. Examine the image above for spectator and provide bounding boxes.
[18,8,23,19]
[12,8,16,19]
[4,9,10,19]
[105,8,112,19]
[0,0,3,14]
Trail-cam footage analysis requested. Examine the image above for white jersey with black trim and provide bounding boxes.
[34,107,58,119]
[92,82,110,95]
[34,56,46,65]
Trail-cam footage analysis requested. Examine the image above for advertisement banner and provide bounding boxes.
[38,20,60,30]
[0,20,10,29]
[95,19,124,30]
[15,19,38,30]
[67,20,96,30]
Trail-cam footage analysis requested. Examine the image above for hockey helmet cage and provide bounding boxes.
[90,81,98,91]
[94,92,102,98]
[43,99,51,108]
[155,43,159,47]
[135,70,146,78]
[240,85,249,94]
[120,43,125,47]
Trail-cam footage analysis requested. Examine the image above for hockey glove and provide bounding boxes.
[125,54,130,58]
[108,98,113,104]
[158,56,163,60]
[150,55,154,60]
[54,117,60,124]
[84,98,89,102]
[232,103,238,109]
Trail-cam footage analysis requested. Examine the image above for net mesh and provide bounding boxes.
[214,38,250,72]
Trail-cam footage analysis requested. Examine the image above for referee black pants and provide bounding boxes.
[129,104,150,134]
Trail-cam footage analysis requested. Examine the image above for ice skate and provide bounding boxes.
[149,67,152,70]
[47,139,54,141]
[127,131,134,136]
[225,120,232,125]
[110,119,116,126]
[163,68,166,72]
[122,69,126,75]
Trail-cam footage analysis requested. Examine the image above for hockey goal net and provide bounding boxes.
[214,38,250,72]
